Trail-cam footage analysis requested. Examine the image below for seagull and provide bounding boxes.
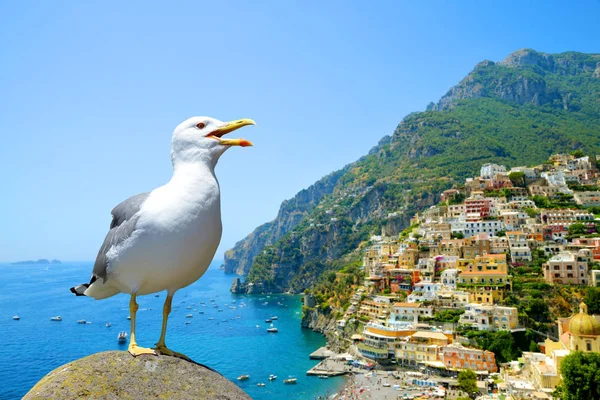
[70,116,255,359]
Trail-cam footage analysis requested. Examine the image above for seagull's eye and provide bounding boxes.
[196,122,206,130]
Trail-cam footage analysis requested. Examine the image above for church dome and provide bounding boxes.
[569,302,600,336]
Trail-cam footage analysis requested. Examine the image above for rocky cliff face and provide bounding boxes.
[223,168,346,275]
[24,351,250,400]
[428,49,600,111]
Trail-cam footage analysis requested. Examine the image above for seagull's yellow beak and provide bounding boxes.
[209,118,256,147]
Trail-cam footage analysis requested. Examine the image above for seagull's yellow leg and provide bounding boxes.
[154,294,191,361]
[128,293,157,357]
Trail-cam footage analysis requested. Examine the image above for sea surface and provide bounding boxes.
[0,261,344,399]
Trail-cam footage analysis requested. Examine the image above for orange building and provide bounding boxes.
[440,343,497,373]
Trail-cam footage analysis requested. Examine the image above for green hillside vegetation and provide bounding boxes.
[238,50,600,294]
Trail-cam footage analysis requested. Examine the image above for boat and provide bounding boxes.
[268,374,277,381]
[186,306,192,309]
[319,376,329,379]
[12,316,20,320]
[186,314,193,318]
[117,331,128,342]
[218,309,223,312]
[237,375,250,381]
[77,319,87,324]
[106,323,111,327]
[267,324,278,333]
[208,317,214,320]
[256,325,260,328]
[210,299,215,302]
[271,316,278,320]
[257,383,265,387]
[185,321,191,325]
[126,316,131,320]
[50,316,62,321]
[155,294,159,297]
[199,311,204,314]
[265,318,272,323]
[284,377,297,384]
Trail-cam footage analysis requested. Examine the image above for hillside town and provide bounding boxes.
[314,153,600,399]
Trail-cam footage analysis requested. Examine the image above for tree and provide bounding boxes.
[458,369,479,399]
[556,352,600,400]
[584,287,600,315]
[452,232,465,239]
[508,171,526,187]
[568,223,588,236]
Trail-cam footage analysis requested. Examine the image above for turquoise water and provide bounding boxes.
[0,261,344,399]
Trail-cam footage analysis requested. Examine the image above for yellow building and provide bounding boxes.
[457,254,511,304]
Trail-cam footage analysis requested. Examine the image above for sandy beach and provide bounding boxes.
[333,371,445,400]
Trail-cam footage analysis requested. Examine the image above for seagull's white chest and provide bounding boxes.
[109,164,222,294]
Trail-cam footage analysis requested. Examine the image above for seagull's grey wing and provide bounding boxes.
[70,193,150,295]
[92,193,150,282]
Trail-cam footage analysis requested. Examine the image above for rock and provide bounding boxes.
[24,351,251,400]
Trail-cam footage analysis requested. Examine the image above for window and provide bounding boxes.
[587,342,592,351]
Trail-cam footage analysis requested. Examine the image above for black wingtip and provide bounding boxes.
[70,284,89,296]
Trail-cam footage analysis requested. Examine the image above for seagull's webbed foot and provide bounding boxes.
[128,344,158,357]
[154,345,191,361]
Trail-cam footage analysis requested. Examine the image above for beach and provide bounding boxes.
[333,370,446,400]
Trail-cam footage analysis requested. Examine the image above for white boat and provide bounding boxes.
[256,325,260,328]
[257,383,265,387]
[237,375,250,381]
[265,318,272,323]
[186,306,192,309]
[126,316,131,320]
[271,316,278,320]
[319,376,329,379]
[284,377,297,384]
[117,331,127,342]
[186,314,193,318]
[50,316,62,321]
[269,374,277,381]
[154,294,159,297]
[208,317,214,320]
[106,323,111,327]
[77,319,87,324]
[12,316,20,320]
[267,324,278,333]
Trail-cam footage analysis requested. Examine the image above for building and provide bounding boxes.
[358,298,393,322]
[463,219,505,238]
[521,302,600,391]
[506,231,532,262]
[407,281,442,303]
[573,191,600,207]
[440,343,497,373]
[458,303,518,331]
[457,254,511,304]
[395,331,452,368]
[388,302,433,326]
[481,163,507,180]
[543,249,592,285]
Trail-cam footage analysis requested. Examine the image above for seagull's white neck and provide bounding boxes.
[171,161,219,191]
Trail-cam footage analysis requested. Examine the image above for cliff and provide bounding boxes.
[227,49,600,295]
[24,351,250,400]
[223,168,347,275]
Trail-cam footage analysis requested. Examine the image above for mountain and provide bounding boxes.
[225,49,600,293]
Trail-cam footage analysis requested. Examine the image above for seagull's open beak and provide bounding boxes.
[209,118,256,147]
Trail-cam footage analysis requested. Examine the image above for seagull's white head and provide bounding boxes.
[171,116,255,167]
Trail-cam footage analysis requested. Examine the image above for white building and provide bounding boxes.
[458,303,519,331]
[463,220,505,238]
[441,268,460,290]
[481,163,507,180]
[407,282,443,303]
[388,302,434,327]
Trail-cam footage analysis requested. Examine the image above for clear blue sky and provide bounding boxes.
[1,1,599,261]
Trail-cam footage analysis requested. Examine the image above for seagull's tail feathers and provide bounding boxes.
[70,284,89,296]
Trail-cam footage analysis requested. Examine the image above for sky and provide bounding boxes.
[1,1,599,262]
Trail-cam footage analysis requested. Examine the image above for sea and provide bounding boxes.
[0,261,344,400]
